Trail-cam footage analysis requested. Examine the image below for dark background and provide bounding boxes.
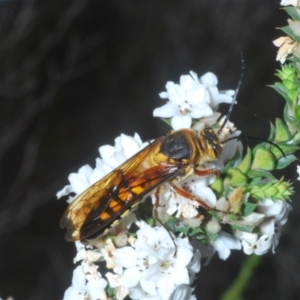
[0,0,299,299]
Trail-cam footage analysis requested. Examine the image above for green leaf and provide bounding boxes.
[268,122,276,141]
[210,177,223,195]
[271,143,298,159]
[241,202,257,217]
[248,187,265,200]
[282,78,296,90]
[225,168,248,186]
[251,148,275,171]
[247,169,275,180]
[249,177,264,186]
[274,118,292,142]
[246,180,293,201]
[281,25,300,43]
[164,216,178,232]
[188,226,204,237]
[292,131,300,143]
[287,87,299,102]
[204,229,219,242]
[229,224,254,233]
[296,105,300,120]
[226,213,241,221]
[237,147,252,173]
[276,154,297,169]
[270,82,288,100]
[209,210,220,220]
[224,149,242,171]
[283,7,300,21]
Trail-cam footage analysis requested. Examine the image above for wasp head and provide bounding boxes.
[201,127,222,158]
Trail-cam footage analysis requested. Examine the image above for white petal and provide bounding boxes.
[86,279,107,300]
[259,219,275,236]
[153,103,178,118]
[190,104,213,119]
[157,275,176,300]
[56,184,74,198]
[206,86,219,102]
[193,186,217,208]
[214,232,241,260]
[187,86,210,105]
[68,165,93,194]
[140,278,157,296]
[171,284,195,300]
[174,241,193,267]
[118,133,141,158]
[189,71,199,82]
[105,272,121,288]
[171,115,192,129]
[72,266,86,293]
[221,89,235,96]
[171,265,190,285]
[115,246,137,268]
[215,93,234,104]
[133,133,143,147]
[99,145,115,161]
[128,284,145,299]
[89,168,105,185]
[200,72,218,86]
[180,74,197,91]
[187,250,201,273]
[120,267,141,288]
[63,287,84,300]
[159,91,169,99]
[165,82,186,105]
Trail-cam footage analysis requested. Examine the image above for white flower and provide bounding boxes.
[63,265,108,300]
[297,165,300,180]
[235,199,292,255]
[170,284,196,300]
[215,117,243,169]
[74,241,102,264]
[213,231,242,260]
[108,221,196,300]
[238,232,272,255]
[257,198,292,252]
[273,36,297,64]
[57,132,146,201]
[199,72,235,108]
[153,71,234,129]
[153,174,217,220]
[280,0,300,6]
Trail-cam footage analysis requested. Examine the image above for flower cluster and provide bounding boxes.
[59,65,296,299]
[154,71,234,130]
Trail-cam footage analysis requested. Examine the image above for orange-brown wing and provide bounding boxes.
[60,137,183,241]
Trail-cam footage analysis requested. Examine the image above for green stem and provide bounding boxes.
[219,255,262,300]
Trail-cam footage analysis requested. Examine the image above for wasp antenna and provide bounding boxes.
[224,135,286,158]
[218,53,245,135]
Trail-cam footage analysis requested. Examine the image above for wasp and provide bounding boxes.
[60,126,224,241]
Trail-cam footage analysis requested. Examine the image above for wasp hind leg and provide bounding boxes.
[194,168,219,178]
[170,183,211,210]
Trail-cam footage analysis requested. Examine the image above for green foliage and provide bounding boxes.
[283,7,300,21]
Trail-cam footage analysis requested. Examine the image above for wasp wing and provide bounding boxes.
[60,136,183,241]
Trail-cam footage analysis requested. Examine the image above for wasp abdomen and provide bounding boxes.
[160,131,191,160]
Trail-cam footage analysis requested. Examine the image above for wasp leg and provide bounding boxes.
[153,186,178,256]
[170,183,211,210]
[194,168,219,177]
